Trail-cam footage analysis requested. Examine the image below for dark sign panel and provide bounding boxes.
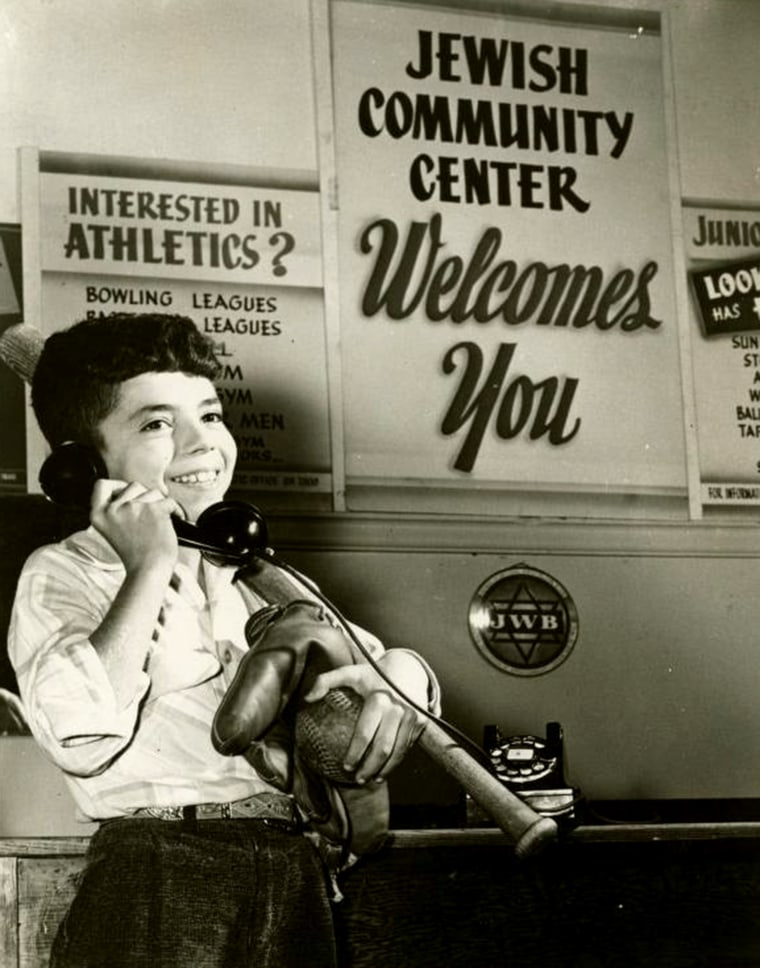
[690,257,760,337]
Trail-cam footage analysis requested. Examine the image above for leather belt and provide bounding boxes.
[132,792,298,825]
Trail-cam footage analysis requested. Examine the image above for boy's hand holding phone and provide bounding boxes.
[90,478,181,578]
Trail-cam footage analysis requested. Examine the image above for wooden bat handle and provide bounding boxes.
[417,718,558,858]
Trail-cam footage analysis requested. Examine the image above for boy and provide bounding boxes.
[9,313,438,967]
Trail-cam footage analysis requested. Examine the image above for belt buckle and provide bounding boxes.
[193,801,232,820]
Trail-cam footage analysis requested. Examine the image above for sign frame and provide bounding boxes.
[681,200,760,515]
[317,0,697,520]
[19,147,340,512]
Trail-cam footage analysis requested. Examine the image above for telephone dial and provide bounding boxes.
[467,721,581,824]
[38,441,268,566]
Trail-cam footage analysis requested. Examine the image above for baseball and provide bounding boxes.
[295,686,364,784]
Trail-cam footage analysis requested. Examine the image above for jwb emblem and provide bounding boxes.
[468,564,578,676]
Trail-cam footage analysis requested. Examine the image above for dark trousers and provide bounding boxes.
[51,817,337,968]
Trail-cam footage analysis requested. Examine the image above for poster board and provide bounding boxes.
[0,224,24,491]
[682,203,760,512]
[328,0,691,517]
[21,151,334,510]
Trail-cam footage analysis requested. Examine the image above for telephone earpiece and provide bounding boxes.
[184,501,268,567]
[38,441,107,509]
[38,441,268,566]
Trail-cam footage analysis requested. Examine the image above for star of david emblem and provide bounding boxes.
[469,565,578,676]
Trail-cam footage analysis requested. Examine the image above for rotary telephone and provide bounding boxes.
[467,721,581,824]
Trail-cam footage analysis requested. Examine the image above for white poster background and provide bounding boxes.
[332,3,685,497]
[40,173,322,288]
[41,275,332,490]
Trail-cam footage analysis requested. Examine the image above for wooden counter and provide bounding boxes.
[4,823,760,966]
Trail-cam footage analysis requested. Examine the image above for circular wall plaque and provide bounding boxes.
[469,563,578,676]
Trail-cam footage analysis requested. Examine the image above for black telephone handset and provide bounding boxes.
[38,441,268,566]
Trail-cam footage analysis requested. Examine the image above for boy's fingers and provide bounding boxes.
[90,477,128,509]
[301,667,424,781]
[134,488,161,501]
[303,664,381,702]
[109,482,149,506]
[347,693,412,782]
[94,480,172,510]
[94,479,149,508]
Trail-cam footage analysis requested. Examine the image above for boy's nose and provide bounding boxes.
[179,421,214,453]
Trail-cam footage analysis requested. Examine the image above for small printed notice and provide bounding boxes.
[702,482,760,506]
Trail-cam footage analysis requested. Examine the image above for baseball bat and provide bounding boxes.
[295,686,557,858]
[415,717,558,858]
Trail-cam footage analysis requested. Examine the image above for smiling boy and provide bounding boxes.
[9,313,438,967]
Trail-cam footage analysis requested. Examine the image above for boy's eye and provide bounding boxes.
[202,410,224,424]
[141,417,172,432]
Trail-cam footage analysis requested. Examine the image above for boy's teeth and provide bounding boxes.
[173,470,217,484]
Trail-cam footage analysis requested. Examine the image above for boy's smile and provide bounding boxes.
[96,371,237,522]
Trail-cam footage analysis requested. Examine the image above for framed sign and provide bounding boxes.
[327,0,690,517]
[682,203,760,510]
[21,150,334,510]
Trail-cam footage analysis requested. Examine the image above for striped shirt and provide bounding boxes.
[9,526,420,823]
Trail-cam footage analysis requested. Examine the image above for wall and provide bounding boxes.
[1,0,758,224]
[0,0,317,223]
[668,0,759,204]
[283,521,760,808]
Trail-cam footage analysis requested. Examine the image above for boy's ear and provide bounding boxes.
[38,441,107,508]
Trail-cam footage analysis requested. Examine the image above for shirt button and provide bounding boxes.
[223,648,233,664]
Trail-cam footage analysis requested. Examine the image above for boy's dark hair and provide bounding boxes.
[32,313,220,447]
